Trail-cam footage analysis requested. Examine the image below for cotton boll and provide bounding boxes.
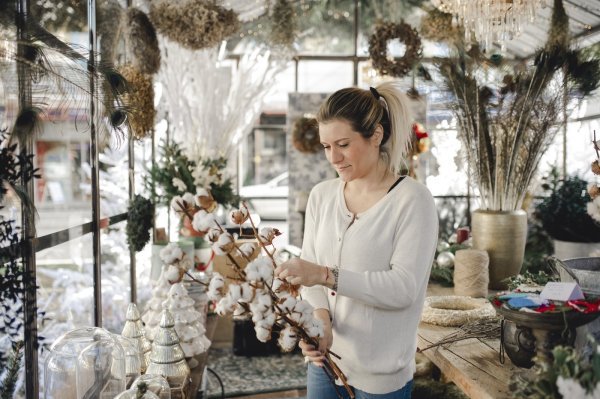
[212,232,235,255]
[216,296,235,316]
[239,282,254,303]
[207,273,225,301]
[278,326,298,352]
[305,318,324,338]
[196,187,210,198]
[279,296,297,313]
[232,304,246,318]
[160,243,183,264]
[228,284,242,302]
[239,242,256,257]
[256,292,272,308]
[170,195,184,212]
[165,265,182,283]
[255,326,271,342]
[179,256,193,271]
[272,277,285,293]
[229,208,249,225]
[182,192,195,205]
[206,227,221,242]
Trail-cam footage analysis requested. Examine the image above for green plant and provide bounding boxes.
[512,339,600,398]
[535,169,600,243]
[146,140,239,209]
[126,195,154,252]
[0,341,23,399]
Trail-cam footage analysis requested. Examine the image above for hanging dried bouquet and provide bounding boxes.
[149,0,240,50]
[119,64,155,141]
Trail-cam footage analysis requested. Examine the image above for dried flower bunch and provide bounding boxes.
[119,64,156,140]
[168,195,354,397]
[439,0,600,211]
[123,7,161,75]
[419,8,462,43]
[292,117,321,154]
[269,0,296,48]
[368,21,422,78]
[149,0,240,50]
[147,140,239,209]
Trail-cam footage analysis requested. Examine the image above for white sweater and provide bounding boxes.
[301,177,438,394]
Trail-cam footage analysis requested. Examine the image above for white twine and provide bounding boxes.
[453,249,489,298]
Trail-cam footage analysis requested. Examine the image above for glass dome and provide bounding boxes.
[131,374,171,399]
[43,327,126,399]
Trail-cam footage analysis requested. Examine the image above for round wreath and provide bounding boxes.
[368,21,422,78]
[292,117,321,154]
[421,296,496,327]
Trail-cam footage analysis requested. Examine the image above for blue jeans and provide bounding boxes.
[307,363,413,399]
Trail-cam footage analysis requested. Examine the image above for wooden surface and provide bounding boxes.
[417,284,518,399]
[189,314,218,399]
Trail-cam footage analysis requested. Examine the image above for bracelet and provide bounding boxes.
[331,267,339,292]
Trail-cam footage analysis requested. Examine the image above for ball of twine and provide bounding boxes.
[124,7,161,75]
[453,249,489,298]
[119,64,155,140]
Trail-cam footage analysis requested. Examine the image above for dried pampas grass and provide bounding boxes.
[124,8,161,75]
[149,0,240,50]
[119,64,155,140]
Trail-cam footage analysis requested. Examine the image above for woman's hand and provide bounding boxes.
[274,258,325,287]
[300,309,333,367]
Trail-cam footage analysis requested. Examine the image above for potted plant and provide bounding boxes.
[438,0,600,288]
[535,169,600,259]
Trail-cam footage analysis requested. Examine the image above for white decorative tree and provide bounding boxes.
[141,272,171,341]
[166,283,211,359]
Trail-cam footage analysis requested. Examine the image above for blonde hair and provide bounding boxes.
[316,82,413,173]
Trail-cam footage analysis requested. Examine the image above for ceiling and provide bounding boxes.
[490,0,600,58]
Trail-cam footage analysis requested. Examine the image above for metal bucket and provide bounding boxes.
[561,257,600,296]
[561,257,600,355]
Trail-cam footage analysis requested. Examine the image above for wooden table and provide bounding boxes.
[189,314,218,399]
[417,285,518,399]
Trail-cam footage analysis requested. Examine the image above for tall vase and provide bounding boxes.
[471,209,527,289]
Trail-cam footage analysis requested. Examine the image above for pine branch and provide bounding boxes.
[0,341,23,399]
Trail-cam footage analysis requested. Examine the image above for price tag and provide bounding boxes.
[540,282,584,302]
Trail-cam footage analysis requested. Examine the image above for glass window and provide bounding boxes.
[298,61,353,93]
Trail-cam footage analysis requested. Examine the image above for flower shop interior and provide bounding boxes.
[2,0,600,398]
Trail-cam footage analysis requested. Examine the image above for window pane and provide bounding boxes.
[263,61,296,111]
[298,61,353,93]
[296,3,355,55]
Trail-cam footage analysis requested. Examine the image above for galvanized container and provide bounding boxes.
[561,257,600,296]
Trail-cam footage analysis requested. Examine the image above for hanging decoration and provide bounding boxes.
[420,8,461,43]
[149,0,240,50]
[270,0,296,48]
[119,64,155,141]
[368,21,422,78]
[430,0,543,50]
[123,7,161,75]
[126,195,154,252]
[291,117,320,154]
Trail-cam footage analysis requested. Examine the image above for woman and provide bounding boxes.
[274,83,438,399]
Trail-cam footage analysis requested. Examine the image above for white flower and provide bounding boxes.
[556,376,600,399]
[160,243,184,264]
[278,326,298,352]
[172,177,187,192]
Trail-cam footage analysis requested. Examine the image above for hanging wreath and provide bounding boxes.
[292,117,320,154]
[149,0,240,50]
[368,21,422,78]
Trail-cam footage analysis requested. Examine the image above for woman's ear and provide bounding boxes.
[372,124,384,146]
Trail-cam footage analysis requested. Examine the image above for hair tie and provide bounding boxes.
[369,86,381,100]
